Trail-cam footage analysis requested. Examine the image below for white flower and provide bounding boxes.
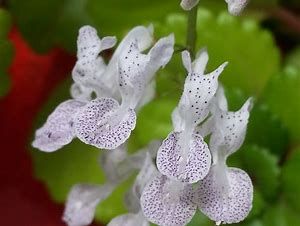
[32,25,174,152]
[156,50,227,183]
[196,87,254,225]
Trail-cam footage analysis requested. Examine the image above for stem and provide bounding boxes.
[186,5,198,59]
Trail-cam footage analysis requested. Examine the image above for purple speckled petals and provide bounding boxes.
[141,175,196,226]
[210,98,253,157]
[63,184,114,226]
[225,0,248,16]
[156,132,211,183]
[32,100,85,152]
[74,98,136,150]
[197,166,253,224]
[107,212,149,226]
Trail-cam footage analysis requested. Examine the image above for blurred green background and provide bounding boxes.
[1,0,300,225]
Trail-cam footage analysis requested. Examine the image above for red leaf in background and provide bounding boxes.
[0,27,101,226]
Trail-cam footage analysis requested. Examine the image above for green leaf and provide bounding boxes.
[245,103,290,157]
[156,8,280,95]
[129,98,177,151]
[0,8,12,38]
[228,145,280,200]
[0,9,13,97]
[263,66,300,142]
[187,211,213,226]
[281,147,300,212]
[262,201,300,226]
[285,46,300,70]
[8,0,93,53]
[87,0,179,37]
[8,0,179,52]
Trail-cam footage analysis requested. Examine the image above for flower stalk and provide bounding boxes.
[186,5,198,59]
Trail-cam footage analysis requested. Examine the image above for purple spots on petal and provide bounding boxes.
[141,175,196,226]
[32,100,85,152]
[197,166,253,224]
[74,97,136,149]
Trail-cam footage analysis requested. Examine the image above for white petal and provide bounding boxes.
[32,100,85,152]
[100,36,117,52]
[171,107,185,132]
[225,0,248,16]
[197,166,253,224]
[136,80,156,111]
[102,25,154,94]
[141,175,197,226]
[156,132,211,183]
[196,116,214,138]
[77,25,101,60]
[147,34,175,73]
[181,50,192,73]
[107,212,149,226]
[70,83,92,102]
[74,98,136,150]
[125,152,158,212]
[180,0,200,11]
[215,84,228,111]
[193,48,209,75]
[63,183,114,226]
[210,98,253,158]
[99,144,129,184]
[179,56,228,126]
[118,35,174,109]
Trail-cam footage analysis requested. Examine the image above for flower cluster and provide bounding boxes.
[32,25,174,152]
[32,2,254,226]
[140,50,253,226]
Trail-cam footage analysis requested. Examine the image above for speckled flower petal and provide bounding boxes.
[77,25,102,60]
[210,98,253,157]
[180,0,200,10]
[102,25,154,97]
[73,26,116,97]
[225,0,248,16]
[179,51,228,126]
[197,166,253,224]
[107,212,149,226]
[125,152,158,212]
[156,132,211,183]
[32,100,85,152]
[141,175,196,226]
[63,184,113,226]
[74,98,136,150]
[118,35,174,109]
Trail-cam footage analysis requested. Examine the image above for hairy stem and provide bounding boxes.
[186,5,198,59]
